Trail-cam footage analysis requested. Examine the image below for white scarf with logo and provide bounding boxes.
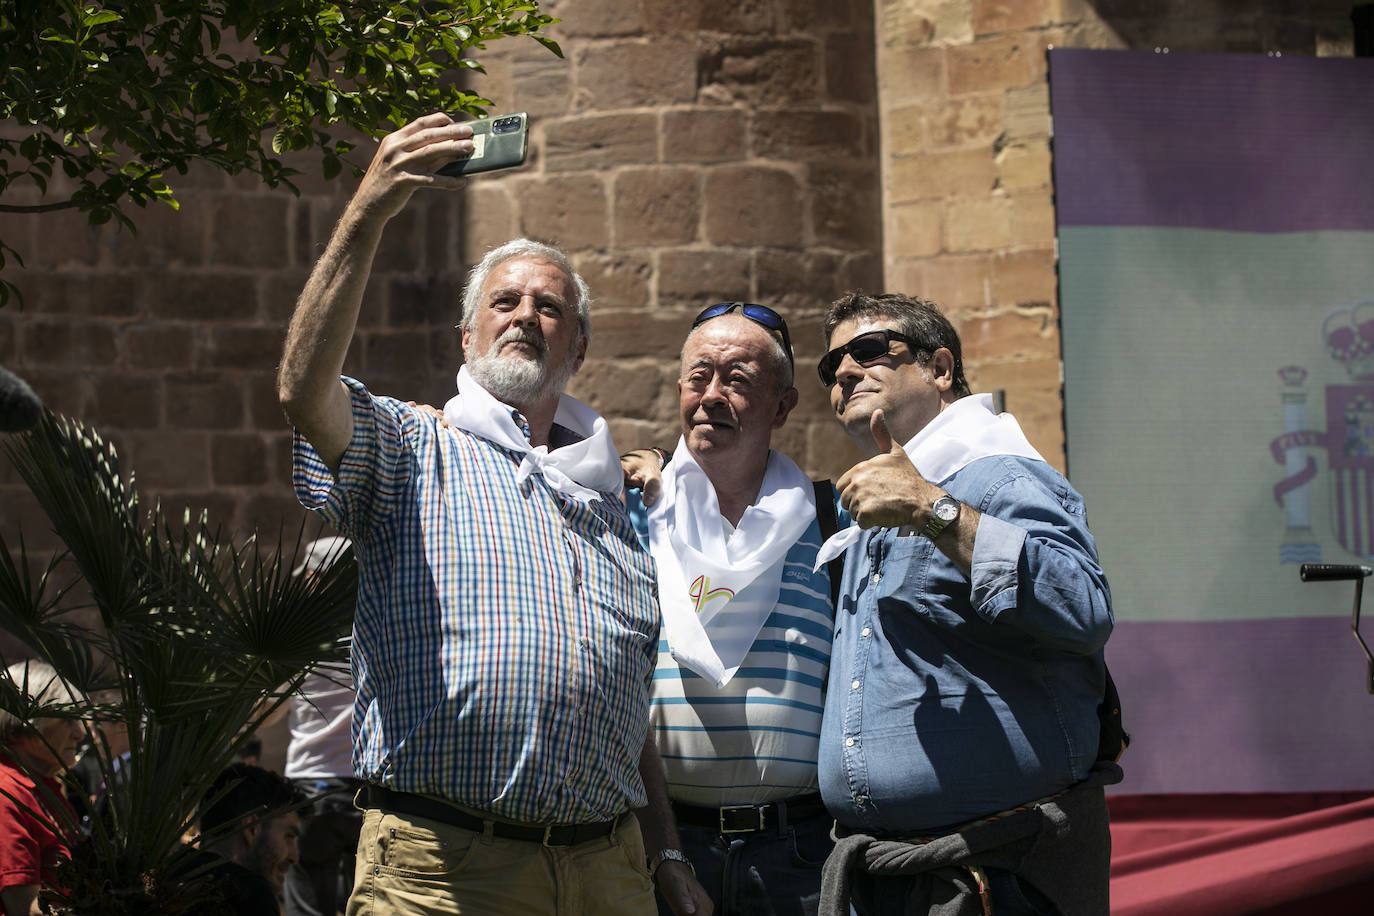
[814,394,1045,568]
[647,439,814,687]
[441,365,624,503]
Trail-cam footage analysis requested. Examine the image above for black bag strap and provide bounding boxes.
[1097,664,1130,762]
[813,479,843,609]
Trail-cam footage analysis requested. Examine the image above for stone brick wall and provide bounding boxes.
[0,0,1360,573]
[874,0,1357,463]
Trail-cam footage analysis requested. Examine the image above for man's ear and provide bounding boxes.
[928,348,956,393]
[773,387,800,429]
[571,333,588,374]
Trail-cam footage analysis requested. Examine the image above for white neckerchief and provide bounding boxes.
[813,394,1045,568]
[441,365,623,503]
[647,439,814,687]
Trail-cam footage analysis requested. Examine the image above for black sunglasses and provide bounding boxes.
[817,329,921,386]
[691,301,795,371]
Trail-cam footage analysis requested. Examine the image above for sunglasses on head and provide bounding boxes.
[691,301,795,371]
[817,329,921,386]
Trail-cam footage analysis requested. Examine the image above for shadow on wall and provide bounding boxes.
[1086,0,1358,55]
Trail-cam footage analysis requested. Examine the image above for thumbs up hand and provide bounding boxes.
[835,409,940,530]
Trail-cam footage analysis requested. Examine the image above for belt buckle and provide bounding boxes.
[542,825,559,847]
[719,804,764,834]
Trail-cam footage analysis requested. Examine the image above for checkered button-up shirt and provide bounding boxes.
[293,377,660,823]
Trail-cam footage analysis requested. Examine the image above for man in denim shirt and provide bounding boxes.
[812,293,1117,916]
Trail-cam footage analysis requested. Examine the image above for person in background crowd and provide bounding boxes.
[0,660,84,916]
[282,536,358,916]
[194,763,304,916]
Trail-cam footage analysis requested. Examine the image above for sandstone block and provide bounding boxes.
[944,195,1014,252]
[209,194,291,270]
[889,200,945,259]
[960,308,1057,363]
[990,247,1058,305]
[825,34,879,104]
[752,110,866,161]
[974,0,1052,35]
[703,166,803,247]
[702,39,821,107]
[211,432,272,487]
[1011,192,1056,247]
[166,373,245,429]
[808,163,882,250]
[106,195,206,268]
[24,318,118,367]
[878,0,973,50]
[543,113,659,172]
[92,375,163,429]
[994,142,1051,192]
[573,37,698,110]
[657,248,752,304]
[147,272,259,322]
[614,168,700,246]
[122,325,195,372]
[663,109,749,164]
[890,148,995,203]
[515,176,610,250]
[948,34,1037,94]
[206,326,285,372]
[875,46,945,108]
[573,251,653,309]
[460,184,517,265]
[122,430,211,489]
[1002,84,1051,143]
[31,209,103,269]
[920,253,994,310]
[926,94,1004,148]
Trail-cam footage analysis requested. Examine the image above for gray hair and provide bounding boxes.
[0,659,81,742]
[291,536,352,577]
[459,239,591,341]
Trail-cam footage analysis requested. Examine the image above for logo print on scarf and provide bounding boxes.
[689,575,735,615]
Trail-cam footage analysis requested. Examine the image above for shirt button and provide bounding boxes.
[845,737,856,747]
[870,572,882,584]
[860,626,871,637]
[850,680,860,690]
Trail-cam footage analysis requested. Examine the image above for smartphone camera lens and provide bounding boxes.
[492,117,520,134]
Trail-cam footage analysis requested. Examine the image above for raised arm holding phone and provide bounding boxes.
[277,113,709,916]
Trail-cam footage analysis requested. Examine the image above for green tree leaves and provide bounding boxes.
[0,0,562,307]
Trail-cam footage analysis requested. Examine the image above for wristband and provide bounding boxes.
[650,447,668,470]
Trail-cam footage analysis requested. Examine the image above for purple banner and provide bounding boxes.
[1049,49,1374,233]
[1109,618,1374,794]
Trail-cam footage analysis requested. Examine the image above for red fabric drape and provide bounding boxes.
[1109,793,1374,914]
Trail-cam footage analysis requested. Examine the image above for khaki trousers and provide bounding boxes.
[345,805,655,916]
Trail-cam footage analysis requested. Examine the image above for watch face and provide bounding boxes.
[934,498,960,521]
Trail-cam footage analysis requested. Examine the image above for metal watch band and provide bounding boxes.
[920,495,960,540]
[649,847,695,876]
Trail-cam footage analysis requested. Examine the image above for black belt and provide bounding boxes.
[671,793,829,834]
[361,785,625,847]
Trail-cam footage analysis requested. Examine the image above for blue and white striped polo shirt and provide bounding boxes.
[626,487,843,806]
[293,377,660,824]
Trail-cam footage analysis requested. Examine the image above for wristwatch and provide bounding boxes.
[920,494,961,540]
[649,847,695,877]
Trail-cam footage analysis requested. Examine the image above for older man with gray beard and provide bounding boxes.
[277,112,709,916]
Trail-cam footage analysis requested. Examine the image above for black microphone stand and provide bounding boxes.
[1300,564,1374,694]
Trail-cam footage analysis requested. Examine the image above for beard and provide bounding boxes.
[466,328,579,407]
